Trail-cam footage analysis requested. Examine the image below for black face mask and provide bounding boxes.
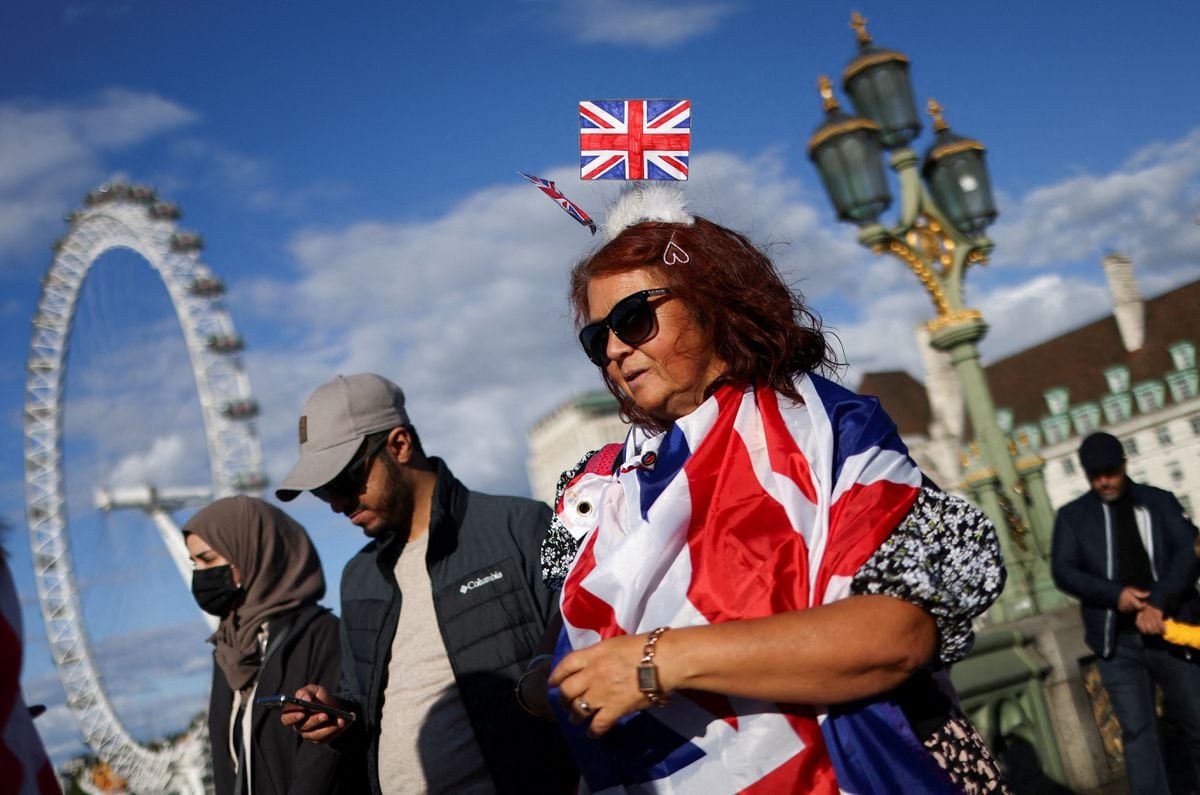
[191,565,242,617]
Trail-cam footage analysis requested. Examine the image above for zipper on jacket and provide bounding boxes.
[1103,502,1114,658]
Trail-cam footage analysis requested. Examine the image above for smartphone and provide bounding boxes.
[255,694,356,723]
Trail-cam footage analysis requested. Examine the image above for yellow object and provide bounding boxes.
[1164,619,1200,650]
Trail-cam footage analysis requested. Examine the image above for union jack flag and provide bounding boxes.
[552,375,957,793]
[1,563,60,795]
[517,171,597,234]
[580,99,690,181]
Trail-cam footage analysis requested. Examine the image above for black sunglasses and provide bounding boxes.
[578,288,672,367]
[312,435,388,503]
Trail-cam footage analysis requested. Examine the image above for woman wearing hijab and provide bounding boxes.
[184,496,342,795]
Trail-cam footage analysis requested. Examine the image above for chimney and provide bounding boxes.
[1101,252,1144,352]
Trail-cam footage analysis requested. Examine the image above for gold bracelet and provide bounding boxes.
[636,626,671,707]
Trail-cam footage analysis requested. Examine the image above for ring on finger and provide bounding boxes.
[576,698,592,715]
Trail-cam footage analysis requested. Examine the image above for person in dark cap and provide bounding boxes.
[273,373,575,794]
[1052,431,1200,794]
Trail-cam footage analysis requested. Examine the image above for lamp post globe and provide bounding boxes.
[922,100,999,236]
[807,75,891,225]
[842,11,922,149]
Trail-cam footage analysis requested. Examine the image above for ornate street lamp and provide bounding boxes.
[923,100,998,235]
[842,11,921,148]
[809,12,1064,621]
[807,75,891,224]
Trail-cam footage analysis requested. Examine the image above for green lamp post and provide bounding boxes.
[808,12,1065,620]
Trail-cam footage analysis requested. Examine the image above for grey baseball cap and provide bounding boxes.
[276,374,410,501]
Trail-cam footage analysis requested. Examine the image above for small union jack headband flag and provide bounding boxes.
[517,171,597,234]
[580,99,690,181]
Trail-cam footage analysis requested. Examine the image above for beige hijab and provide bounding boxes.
[183,496,325,692]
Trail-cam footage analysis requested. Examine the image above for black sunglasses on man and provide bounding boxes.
[312,435,388,503]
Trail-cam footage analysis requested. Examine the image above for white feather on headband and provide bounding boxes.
[601,183,694,242]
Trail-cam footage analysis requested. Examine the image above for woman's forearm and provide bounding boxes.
[658,594,936,704]
[550,594,938,737]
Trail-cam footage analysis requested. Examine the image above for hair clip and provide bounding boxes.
[662,235,690,266]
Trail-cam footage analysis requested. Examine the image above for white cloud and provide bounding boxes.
[540,0,738,47]
[990,127,1200,280]
[108,435,191,489]
[0,90,194,194]
[974,274,1113,362]
[0,89,196,261]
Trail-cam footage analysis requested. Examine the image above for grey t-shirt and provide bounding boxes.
[376,531,495,794]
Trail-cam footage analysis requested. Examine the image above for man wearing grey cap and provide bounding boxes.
[1051,431,1200,794]
[275,374,575,794]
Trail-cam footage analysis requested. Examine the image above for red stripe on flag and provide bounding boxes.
[643,134,690,150]
[582,133,688,155]
[580,104,617,129]
[561,532,627,640]
[740,708,839,795]
[659,155,687,174]
[581,153,624,180]
[627,101,645,179]
[757,387,818,504]
[683,388,812,623]
[814,479,917,599]
[579,133,629,150]
[647,100,690,129]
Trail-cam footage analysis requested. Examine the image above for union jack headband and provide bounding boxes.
[602,182,694,243]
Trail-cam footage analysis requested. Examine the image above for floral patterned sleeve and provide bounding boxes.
[851,485,1006,666]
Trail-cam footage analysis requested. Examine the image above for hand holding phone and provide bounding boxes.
[256,694,356,723]
[266,685,355,743]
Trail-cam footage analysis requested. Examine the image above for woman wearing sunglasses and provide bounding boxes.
[183,496,347,794]
[539,185,1010,793]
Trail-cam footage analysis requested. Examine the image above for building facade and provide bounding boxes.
[526,391,628,505]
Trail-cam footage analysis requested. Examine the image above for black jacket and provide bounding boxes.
[334,458,576,794]
[208,603,343,795]
[1051,479,1200,658]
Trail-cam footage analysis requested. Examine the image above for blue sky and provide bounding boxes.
[3,0,1200,765]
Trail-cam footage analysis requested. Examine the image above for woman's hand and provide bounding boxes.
[549,634,655,737]
[280,684,353,743]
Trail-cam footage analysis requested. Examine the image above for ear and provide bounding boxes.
[387,426,413,465]
[231,564,243,589]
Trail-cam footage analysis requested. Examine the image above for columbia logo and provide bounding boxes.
[460,571,504,594]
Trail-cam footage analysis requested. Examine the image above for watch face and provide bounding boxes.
[637,664,659,692]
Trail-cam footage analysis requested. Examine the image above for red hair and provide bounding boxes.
[570,216,836,430]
